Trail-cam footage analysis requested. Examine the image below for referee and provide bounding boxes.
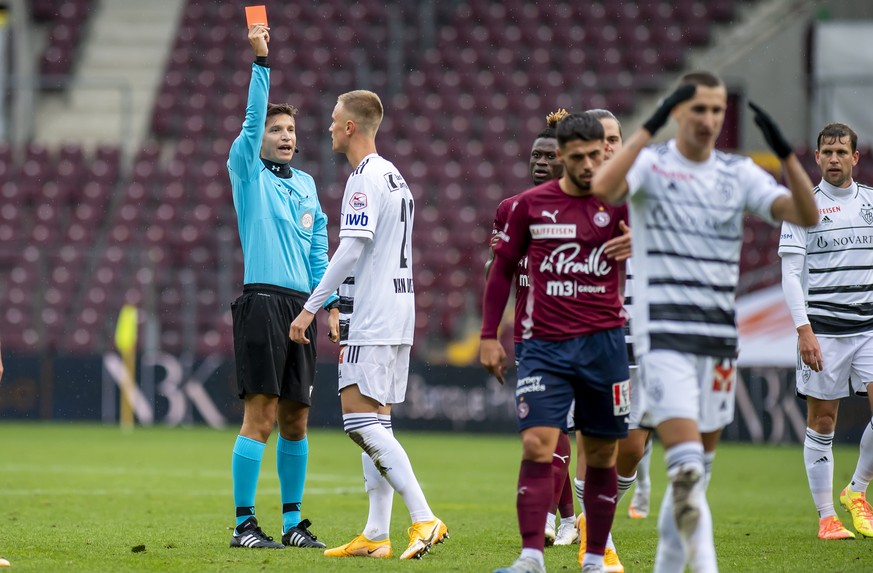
[226,24,339,550]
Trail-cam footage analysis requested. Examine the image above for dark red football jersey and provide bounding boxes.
[492,194,529,343]
[483,179,627,341]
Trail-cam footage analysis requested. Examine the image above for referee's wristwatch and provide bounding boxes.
[325,300,340,311]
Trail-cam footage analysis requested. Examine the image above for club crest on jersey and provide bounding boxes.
[718,178,735,202]
[593,208,610,228]
[300,211,314,230]
[861,203,873,225]
[648,375,664,403]
[349,191,368,211]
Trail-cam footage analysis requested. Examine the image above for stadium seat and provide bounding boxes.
[6,0,764,357]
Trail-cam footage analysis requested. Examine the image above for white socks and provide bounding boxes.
[638,438,653,489]
[653,441,715,573]
[703,451,716,490]
[361,414,395,541]
[654,486,716,573]
[574,477,585,511]
[804,427,836,518]
[344,413,434,524]
[655,482,686,573]
[617,472,637,504]
[850,418,873,494]
[520,548,545,567]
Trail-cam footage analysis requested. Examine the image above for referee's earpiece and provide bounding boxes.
[295,147,300,154]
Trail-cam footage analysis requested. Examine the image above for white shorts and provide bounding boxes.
[338,344,411,406]
[639,350,737,434]
[627,366,650,430]
[796,333,873,400]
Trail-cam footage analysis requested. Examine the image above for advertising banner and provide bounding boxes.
[3,351,870,444]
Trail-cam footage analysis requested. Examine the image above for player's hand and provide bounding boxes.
[0,349,4,385]
[749,101,793,159]
[480,338,507,385]
[642,83,696,136]
[289,310,315,345]
[328,308,340,343]
[248,24,270,57]
[604,221,631,261]
[797,324,823,372]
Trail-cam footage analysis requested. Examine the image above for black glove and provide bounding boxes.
[749,101,793,159]
[642,84,697,136]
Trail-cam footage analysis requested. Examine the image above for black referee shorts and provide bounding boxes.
[231,283,317,405]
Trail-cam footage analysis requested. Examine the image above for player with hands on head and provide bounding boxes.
[290,88,448,561]
[591,71,817,573]
[779,122,873,541]
[749,101,795,160]
[226,22,339,551]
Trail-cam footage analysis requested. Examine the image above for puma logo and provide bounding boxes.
[597,494,617,504]
[552,453,570,463]
[541,209,559,223]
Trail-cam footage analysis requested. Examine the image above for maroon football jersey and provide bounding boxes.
[492,194,528,343]
[485,179,627,341]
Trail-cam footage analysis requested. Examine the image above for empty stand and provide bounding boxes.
[10,0,768,359]
[36,0,91,89]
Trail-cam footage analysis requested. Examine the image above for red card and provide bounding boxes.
[245,5,268,27]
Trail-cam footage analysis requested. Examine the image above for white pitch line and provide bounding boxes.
[0,486,362,497]
[0,464,346,482]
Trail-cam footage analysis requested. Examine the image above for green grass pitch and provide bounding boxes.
[1,423,873,572]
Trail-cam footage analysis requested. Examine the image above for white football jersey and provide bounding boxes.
[338,153,414,345]
[626,140,789,358]
[778,179,873,337]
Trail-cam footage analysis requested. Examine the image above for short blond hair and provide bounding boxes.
[338,90,383,135]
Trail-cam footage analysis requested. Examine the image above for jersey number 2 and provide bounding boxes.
[399,197,413,269]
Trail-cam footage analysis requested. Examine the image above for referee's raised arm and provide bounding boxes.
[228,25,272,180]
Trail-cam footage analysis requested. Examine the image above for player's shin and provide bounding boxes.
[654,484,687,573]
[517,460,554,553]
[581,465,618,557]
